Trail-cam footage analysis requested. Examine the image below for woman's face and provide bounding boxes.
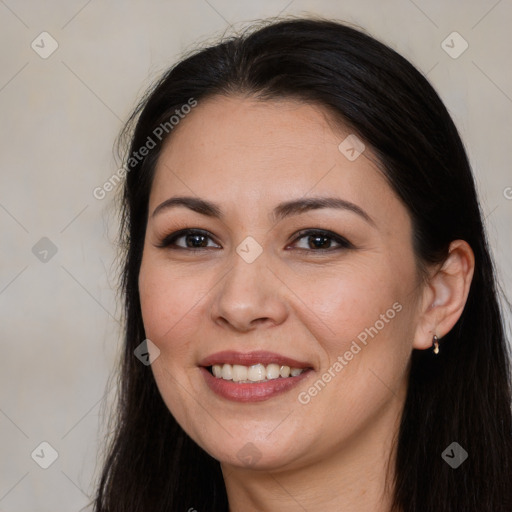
[138,95,425,471]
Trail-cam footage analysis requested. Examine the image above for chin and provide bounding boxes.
[196,427,305,470]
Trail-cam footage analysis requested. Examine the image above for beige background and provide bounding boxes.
[0,1,511,510]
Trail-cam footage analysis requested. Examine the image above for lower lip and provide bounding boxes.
[200,367,312,402]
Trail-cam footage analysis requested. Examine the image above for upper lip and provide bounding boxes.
[199,350,312,369]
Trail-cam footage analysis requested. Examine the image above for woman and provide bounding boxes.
[92,17,512,511]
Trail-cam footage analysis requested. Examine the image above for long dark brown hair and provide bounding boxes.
[91,17,512,511]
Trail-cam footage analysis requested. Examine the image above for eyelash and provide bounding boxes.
[155,228,354,253]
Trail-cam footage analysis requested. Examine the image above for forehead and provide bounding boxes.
[159,95,341,165]
[149,95,404,228]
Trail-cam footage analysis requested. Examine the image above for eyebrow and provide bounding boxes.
[151,195,374,226]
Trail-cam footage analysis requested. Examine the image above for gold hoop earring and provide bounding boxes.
[432,334,440,355]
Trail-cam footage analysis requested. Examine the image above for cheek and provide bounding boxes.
[138,258,202,343]
[293,267,416,431]
[138,259,204,433]
[287,256,418,405]
[291,260,410,342]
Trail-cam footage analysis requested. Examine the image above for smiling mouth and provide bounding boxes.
[207,363,309,383]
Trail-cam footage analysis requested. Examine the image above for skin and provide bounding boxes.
[138,95,474,511]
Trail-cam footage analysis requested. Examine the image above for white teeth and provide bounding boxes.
[266,363,280,380]
[247,363,266,382]
[221,364,232,380]
[232,364,248,382]
[280,365,290,378]
[210,363,306,382]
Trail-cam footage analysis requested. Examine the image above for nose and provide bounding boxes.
[210,248,289,333]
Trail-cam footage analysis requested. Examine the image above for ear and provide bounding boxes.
[412,240,475,350]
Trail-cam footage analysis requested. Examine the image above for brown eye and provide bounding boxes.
[289,229,353,252]
[156,229,220,250]
[155,228,353,253]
